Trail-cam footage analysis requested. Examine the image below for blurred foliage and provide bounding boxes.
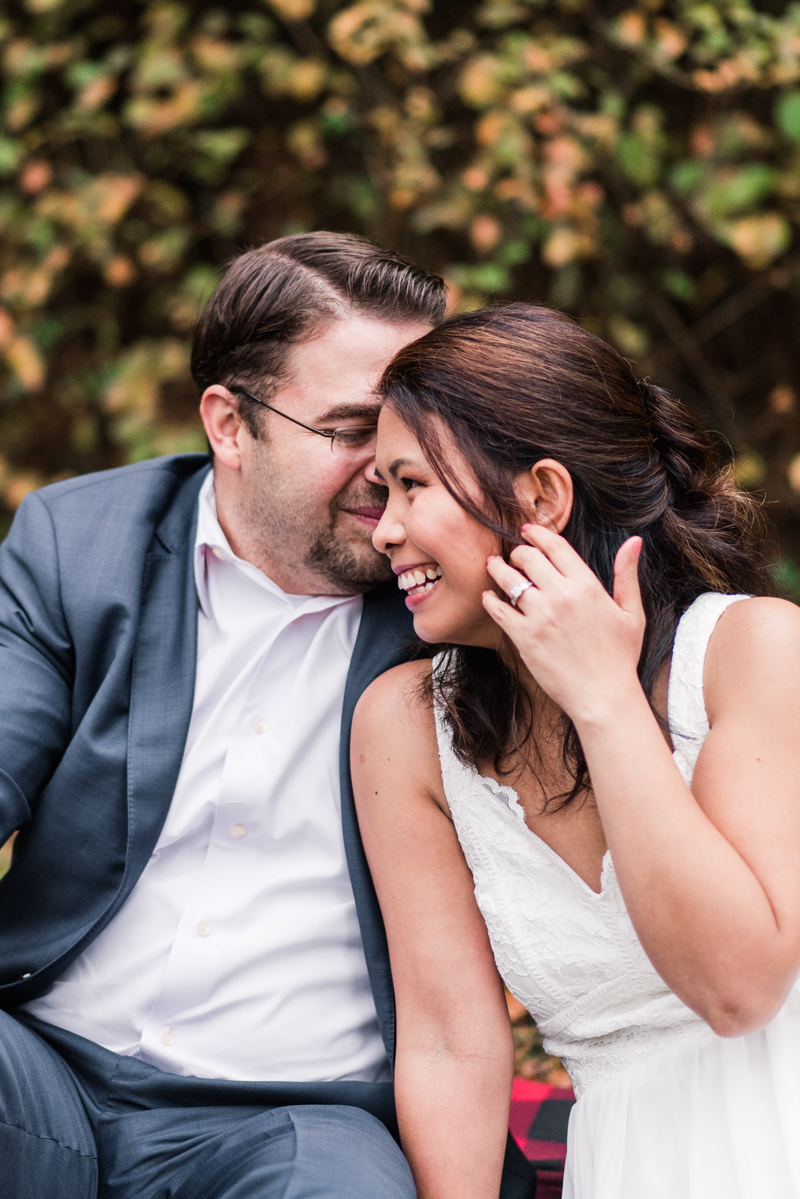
[4,0,800,578]
[507,989,571,1085]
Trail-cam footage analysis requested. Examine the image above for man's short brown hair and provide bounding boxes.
[191,231,446,436]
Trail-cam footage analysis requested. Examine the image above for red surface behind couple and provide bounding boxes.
[510,1078,575,1198]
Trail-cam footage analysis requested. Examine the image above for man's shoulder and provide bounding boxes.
[8,454,210,572]
[30,453,210,544]
[34,453,211,509]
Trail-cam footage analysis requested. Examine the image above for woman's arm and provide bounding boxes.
[485,528,800,1037]
[352,662,514,1199]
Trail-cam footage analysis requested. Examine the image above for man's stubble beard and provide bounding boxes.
[242,449,393,594]
[306,482,394,593]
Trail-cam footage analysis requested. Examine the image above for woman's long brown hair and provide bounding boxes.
[379,303,774,807]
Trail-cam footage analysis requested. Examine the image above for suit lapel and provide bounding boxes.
[121,465,209,902]
[339,582,416,1067]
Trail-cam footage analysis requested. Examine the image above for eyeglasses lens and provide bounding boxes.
[331,427,378,456]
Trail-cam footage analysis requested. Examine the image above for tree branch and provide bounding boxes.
[644,289,744,449]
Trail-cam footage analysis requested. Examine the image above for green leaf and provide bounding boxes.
[446,262,512,292]
[617,133,661,187]
[776,91,800,142]
[180,264,219,311]
[670,160,704,195]
[193,128,250,163]
[0,138,22,175]
[497,238,531,266]
[66,61,107,89]
[705,164,774,219]
[772,557,800,601]
[662,269,696,302]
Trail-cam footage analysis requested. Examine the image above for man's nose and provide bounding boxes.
[364,458,381,487]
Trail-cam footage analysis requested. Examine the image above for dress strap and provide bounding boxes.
[667,592,750,783]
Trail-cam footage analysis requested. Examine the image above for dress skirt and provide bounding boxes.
[564,987,800,1199]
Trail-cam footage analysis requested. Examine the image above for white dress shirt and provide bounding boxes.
[25,473,390,1083]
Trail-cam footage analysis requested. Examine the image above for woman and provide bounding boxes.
[351,304,800,1199]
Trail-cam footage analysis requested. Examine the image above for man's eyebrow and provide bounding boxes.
[316,403,381,424]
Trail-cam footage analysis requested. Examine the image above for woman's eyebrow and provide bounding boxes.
[388,457,412,478]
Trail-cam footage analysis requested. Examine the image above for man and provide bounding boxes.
[0,233,536,1198]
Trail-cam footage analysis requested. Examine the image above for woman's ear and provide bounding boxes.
[515,459,573,532]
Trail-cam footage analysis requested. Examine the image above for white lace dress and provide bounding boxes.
[434,593,800,1199]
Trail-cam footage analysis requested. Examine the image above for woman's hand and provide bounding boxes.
[482,524,646,727]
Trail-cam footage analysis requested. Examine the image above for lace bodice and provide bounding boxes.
[434,592,750,1096]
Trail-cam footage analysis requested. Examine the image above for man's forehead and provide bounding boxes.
[299,323,425,372]
[275,315,429,416]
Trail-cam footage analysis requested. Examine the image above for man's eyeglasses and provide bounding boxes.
[230,386,378,457]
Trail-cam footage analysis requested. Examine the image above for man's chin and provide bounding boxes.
[306,525,393,593]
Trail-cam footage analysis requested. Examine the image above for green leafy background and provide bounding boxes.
[4,0,800,581]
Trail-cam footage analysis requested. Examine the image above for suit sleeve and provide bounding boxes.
[0,492,73,841]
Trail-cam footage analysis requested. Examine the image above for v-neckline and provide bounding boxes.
[475,736,683,898]
[476,771,610,898]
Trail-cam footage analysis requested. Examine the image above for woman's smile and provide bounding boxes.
[395,562,443,605]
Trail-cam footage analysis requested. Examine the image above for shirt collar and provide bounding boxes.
[193,472,358,619]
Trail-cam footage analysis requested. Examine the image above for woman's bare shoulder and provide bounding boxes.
[710,595,800,657]
[352,659,444,801]
[705,596,800,720]
[354,659,435,738]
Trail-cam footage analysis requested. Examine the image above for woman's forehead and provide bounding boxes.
[376,406,423,449]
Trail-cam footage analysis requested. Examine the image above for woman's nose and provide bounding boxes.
[372,506,405,554]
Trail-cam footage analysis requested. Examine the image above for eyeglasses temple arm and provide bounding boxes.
[228,386,335,440]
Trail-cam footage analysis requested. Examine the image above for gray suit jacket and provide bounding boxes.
[0,454,410,1053]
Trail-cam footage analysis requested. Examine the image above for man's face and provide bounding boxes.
[221,313,432,595]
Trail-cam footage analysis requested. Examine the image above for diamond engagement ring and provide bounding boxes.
[509,580,534,607]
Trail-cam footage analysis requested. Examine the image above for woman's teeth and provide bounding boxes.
[397,565,442,594]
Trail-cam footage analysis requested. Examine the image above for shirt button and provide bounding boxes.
[211,548,225,561]
[197,921,211,937]
[161,1029,176,1047]
[230,824,246,839]
[252,717,267,735]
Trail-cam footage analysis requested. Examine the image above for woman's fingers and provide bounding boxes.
[482,588,526,630]
[509,543,561,588]
[520,523,585,578]
[613,537,644,620]
[485,555,537,609]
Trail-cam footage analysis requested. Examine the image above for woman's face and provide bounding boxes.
[372,407,503,648]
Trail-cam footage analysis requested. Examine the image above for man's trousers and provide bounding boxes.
[0,1011,415,1199]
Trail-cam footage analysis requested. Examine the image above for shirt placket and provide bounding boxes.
[138,609,296,1066]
